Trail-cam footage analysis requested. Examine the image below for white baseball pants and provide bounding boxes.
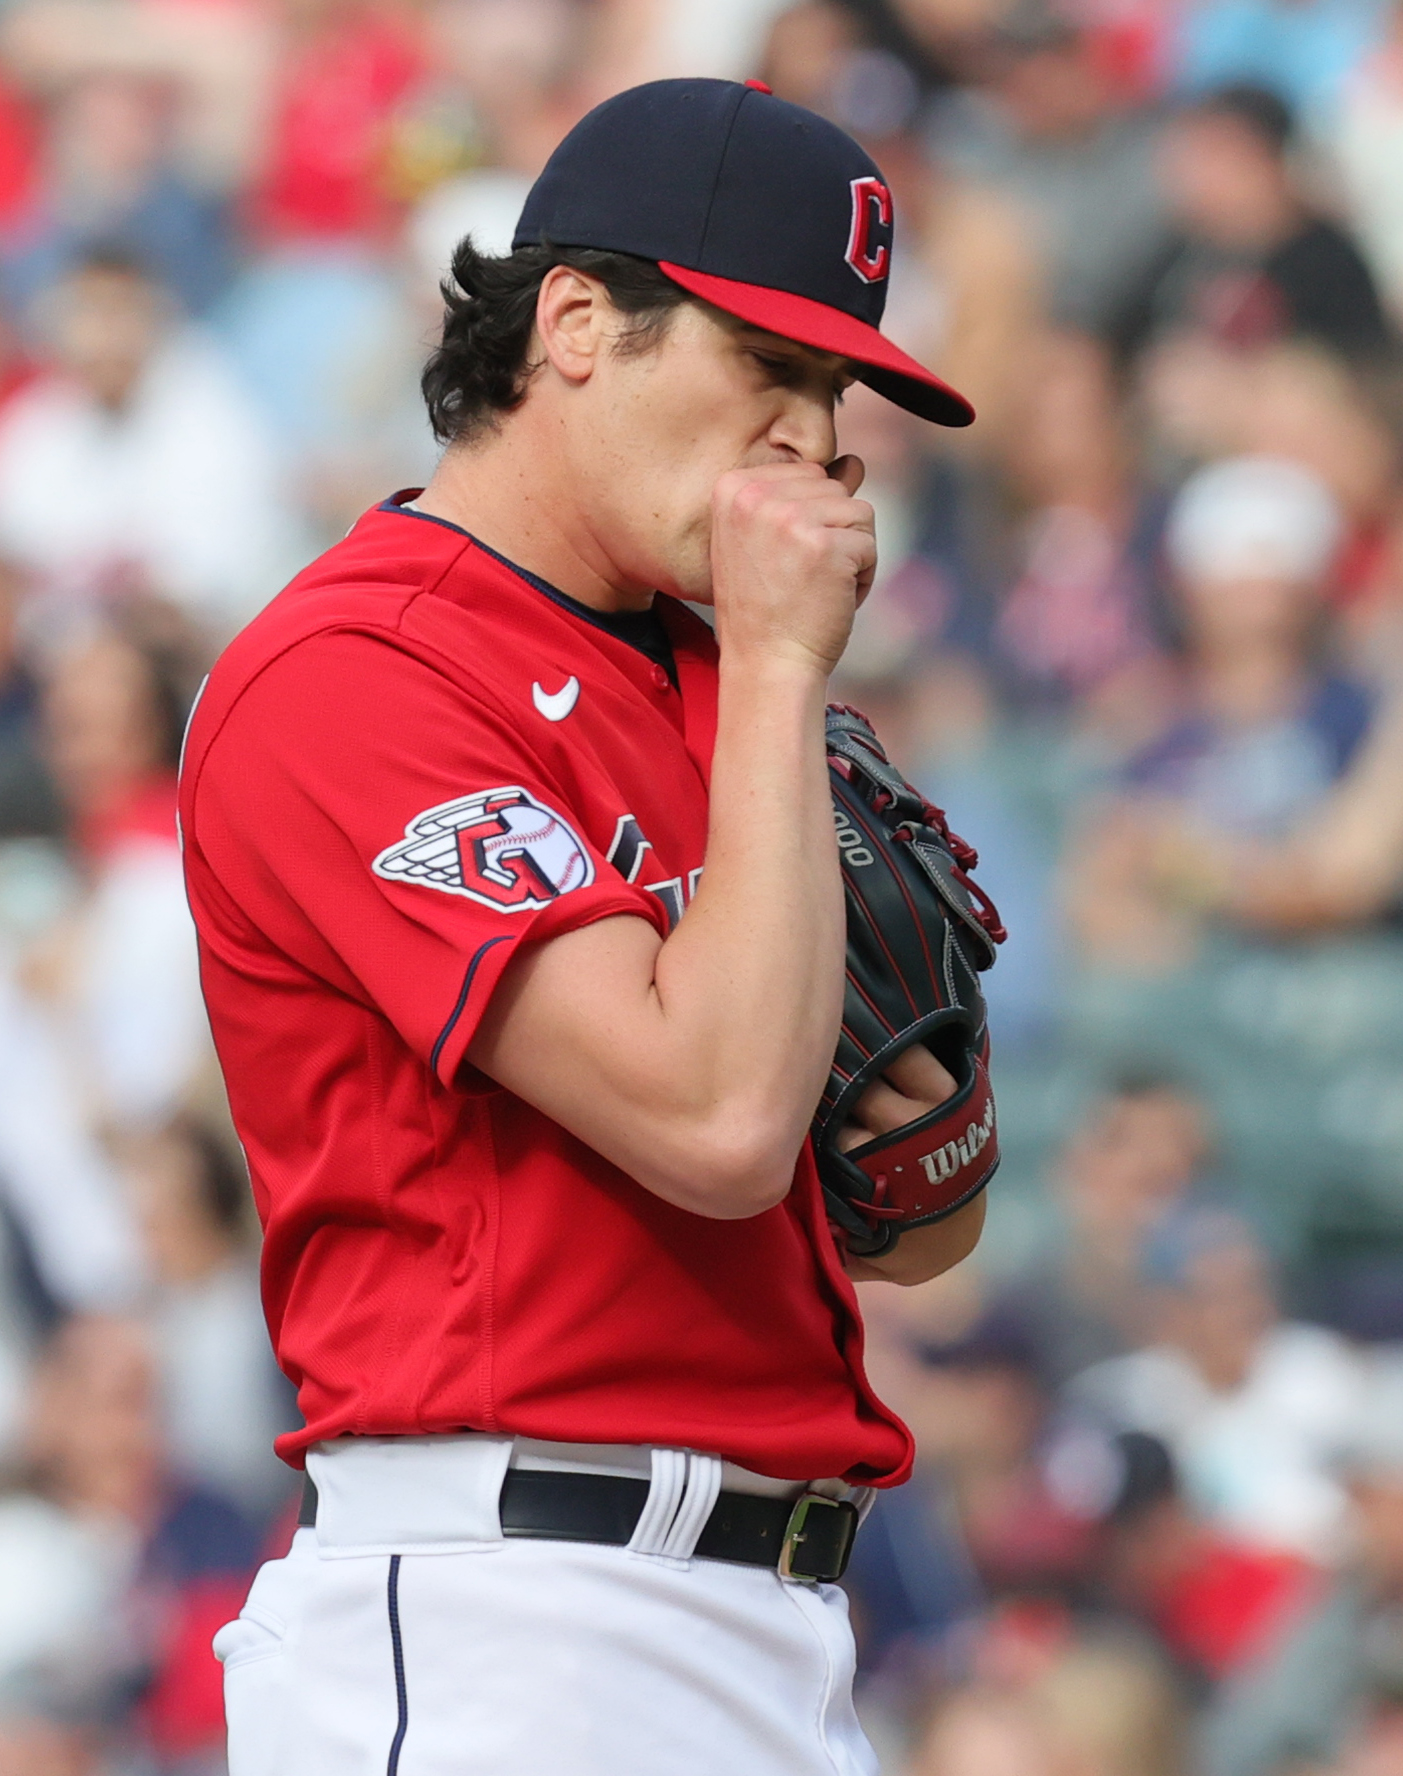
[215,1435,878,1776]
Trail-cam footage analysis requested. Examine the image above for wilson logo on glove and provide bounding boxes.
[920,1094,995,1186]
[814,708,1006,1258]
[373,787,594,911]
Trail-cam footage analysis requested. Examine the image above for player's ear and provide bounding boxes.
[536,266,608,386]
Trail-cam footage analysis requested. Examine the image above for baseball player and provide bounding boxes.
[183,78,986,1776]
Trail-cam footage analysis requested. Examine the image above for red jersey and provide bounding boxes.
[179,496,913,1485]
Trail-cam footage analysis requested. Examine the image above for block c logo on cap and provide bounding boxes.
[845,176,892,284]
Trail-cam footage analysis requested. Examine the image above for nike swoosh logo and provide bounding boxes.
[532,676,580,722]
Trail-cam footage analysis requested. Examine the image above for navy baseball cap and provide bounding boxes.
[513,78,974,427]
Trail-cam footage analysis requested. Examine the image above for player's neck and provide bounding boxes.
[415,423,656,615]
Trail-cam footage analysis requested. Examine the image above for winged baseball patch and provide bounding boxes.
[372,787,595,911]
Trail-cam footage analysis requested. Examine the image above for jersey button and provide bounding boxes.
[651,664,671,692]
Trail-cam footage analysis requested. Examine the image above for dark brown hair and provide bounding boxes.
[421,237,692,445]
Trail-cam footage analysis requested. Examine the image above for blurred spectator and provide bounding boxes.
[1,70,235,317]
[1070,1207,1366,1559]
[993,330,1164,709]
[1106,1352,1403,1776]
[25,620,208,1130]
[0,251,303,633]
[906,1612,1184,1776]
[0,956,143,1315]
[0,0,272,201]
[217,239,436,540]
[0,957,142,1464]
[607,0,798,88]
[908,1684,1077,1776]
[1090,1429,1341,1774]
[1224,347,1400,584]
[844,1279,991,1683]
[425,0,585,176]
[896,163,1042,458]
[867,1429,1191,1773]
[1170,0,1387,115]
[244,0,427,249]
[0,555,59,840]
[1308,1358,1403,1770]
[1182,689,1403,934]
[19,1314,257,1770]
[1330,0,1403,325]
[1067,455,1371,972]
[1131,341,1401,636]
[931,5,1172,336]
[1113,86,1392,365]
[0,1717,97,1774]
[887,1305,1097,1598]
[760,0,875,117]
[993,1073,1211,1387]
[122,1118,292,1521]
[846,1289,1101,1752]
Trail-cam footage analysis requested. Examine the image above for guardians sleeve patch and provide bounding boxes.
[373,787,595,912]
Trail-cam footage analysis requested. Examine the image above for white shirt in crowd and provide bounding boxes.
[155,1259,291,1517]
[0,327,308,629]
[0,1493,138,1703]
[1070,1321,1369,1561]
[0,953,144,1314]
[0,955,144,1458]
[72,835,210,1129]
[1328,55,1403,323]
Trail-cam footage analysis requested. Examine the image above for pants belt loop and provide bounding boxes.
[626,1448,689,1556]
[661,1453,723,1560]
[625,1449,723,1560]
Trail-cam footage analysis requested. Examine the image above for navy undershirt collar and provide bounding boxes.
[382,496,678,686]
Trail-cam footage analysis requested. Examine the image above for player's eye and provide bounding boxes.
[749,350,797,381]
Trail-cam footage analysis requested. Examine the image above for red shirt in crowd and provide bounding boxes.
[245,7,425,244]
[179,496,913,1486]
[77,770,180,864]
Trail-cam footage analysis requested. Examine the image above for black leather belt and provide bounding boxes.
[298,1469,860,1584]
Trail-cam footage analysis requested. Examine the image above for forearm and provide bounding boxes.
[467,657,845,1218]
[646,653,845,1198]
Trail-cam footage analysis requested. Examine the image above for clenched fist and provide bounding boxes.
[709,456,876,676]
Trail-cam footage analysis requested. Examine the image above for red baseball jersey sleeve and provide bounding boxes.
[192,628,658,1090]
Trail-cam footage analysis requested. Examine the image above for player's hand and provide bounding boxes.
[837,1046,980,1287]
[836,1046,958,1153]
[709,455,876,676]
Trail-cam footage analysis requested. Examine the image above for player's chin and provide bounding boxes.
[656,548,716,606]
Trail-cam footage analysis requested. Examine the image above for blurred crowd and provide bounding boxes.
[0,0,1398,1767]
[850,1085,1403,1776]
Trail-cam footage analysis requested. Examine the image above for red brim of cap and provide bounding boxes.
[657,262,975,428]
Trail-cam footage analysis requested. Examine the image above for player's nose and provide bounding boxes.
[767,392,839,468]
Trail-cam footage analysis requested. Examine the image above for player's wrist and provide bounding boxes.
[716,638,840,691]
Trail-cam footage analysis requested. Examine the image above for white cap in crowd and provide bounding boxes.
[410,169,535,291]
[1165,455,1344,585]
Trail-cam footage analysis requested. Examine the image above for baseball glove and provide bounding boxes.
[814,706,1006,1258]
